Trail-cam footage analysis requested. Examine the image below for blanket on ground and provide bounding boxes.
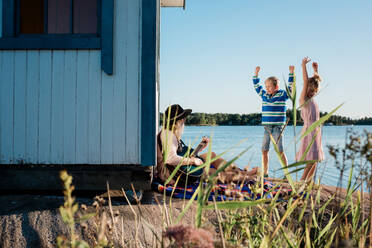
[151,179,293,201]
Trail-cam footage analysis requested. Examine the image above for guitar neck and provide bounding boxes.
[193,142,206,156]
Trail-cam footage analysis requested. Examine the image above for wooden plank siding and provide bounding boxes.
[14,51,27,163]
[39,51,52,163]
[76,51,90,164]
[0,51,14,163]
[26,51,40,163]
[126,0,141,164]
[0,0,142,165]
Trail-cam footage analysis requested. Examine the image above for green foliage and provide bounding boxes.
[55,81,371,247]
[57,170,96,248]
[160,70,372,248]
[159,110,372,126]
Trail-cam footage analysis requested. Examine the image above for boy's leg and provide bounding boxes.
[262,126,271,176]
[262,151,269,175]
[273,126,288,166]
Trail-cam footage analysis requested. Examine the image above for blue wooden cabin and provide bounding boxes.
[0,0,179,191]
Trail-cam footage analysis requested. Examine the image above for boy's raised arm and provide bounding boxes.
[253,66,264,96]
[254,66,260,77]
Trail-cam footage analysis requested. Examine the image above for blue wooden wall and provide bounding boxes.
[0,0,146,165]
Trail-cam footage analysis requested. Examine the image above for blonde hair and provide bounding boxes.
[307,73,322,98]
[164,118,184,141]
[265,76,280,87]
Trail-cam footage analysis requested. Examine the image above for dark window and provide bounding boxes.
[20,0,44,34]
[0,0,113,75]
[47,0,71,34]
[73,0,97,34]
[18,0,98,34]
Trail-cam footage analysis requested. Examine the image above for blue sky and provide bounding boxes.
[160,0,372,119]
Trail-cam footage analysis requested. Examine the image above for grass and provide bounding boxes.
[56,81,371,247]
[56,131,371,247]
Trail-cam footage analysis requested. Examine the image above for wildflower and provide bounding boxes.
[163,224,214,248]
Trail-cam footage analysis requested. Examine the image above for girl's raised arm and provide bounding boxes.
[299,57,311,106]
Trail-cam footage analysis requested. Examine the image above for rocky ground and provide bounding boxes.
[0,184,370,248]
[0,191,218,248]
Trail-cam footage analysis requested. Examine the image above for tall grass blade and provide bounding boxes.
[272,198,300,238]
[203,199,270,210]
[175,186,200,223]
[281,227,296,248]
[305,222,311,248]
[298,185,311,222]
[319,194,335,215]
[268,132,296,192]
[346,161,354,193]
[300,103,344,140]
[288,166,307,175]
[164,159,185,185]
[195,139,217,228]
[259,235,270,248]
[299,127,319,161]
[285,74,297,173]
[315,215,337,243]
[325,227,338,248]
[278,160,318,171]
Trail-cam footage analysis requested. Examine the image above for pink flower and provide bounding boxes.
[163,224,214,248]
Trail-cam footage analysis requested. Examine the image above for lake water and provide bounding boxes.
[182,125,372,188]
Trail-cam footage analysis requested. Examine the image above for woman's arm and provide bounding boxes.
[299,57,310,106]
[161,130,202,166]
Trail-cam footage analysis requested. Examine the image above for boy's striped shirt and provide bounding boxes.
[253,74,294,125]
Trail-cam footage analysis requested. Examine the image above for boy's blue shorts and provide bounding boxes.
[262,125,284,152]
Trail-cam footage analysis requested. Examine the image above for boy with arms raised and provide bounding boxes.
[253,66,294,177]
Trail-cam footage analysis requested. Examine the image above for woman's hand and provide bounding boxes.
[200,136,209,150]
[302,57,311,66]
[289,65,295,74]
[192,157,203,166]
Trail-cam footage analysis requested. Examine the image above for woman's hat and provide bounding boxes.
[165,104,192,122]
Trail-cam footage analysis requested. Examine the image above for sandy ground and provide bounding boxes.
[0,191,218,248]
[0,184,370,248]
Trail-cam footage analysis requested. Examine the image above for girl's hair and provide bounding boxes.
[307,73,322,98]
[265,76,280,87]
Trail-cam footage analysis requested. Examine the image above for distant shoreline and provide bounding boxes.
[160,111,372,126]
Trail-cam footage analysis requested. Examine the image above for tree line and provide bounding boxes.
[160,110,372,126]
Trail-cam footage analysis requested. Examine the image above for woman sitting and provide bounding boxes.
[156,104,258,185]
